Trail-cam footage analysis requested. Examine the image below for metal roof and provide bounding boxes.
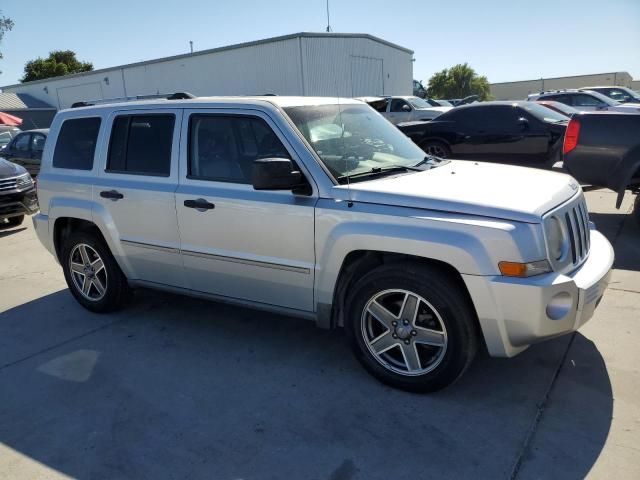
[0,92,55,110]
[1,32,413,90]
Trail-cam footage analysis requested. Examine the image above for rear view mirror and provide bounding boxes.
[518,117,530,130]
[252,158,303,191]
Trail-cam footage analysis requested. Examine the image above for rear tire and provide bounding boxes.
[344,262,479,393]
[61,229,131,313]
[420,140,451,159]
[6,215,24,227]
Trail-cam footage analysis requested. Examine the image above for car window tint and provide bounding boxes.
[572,94,604,107]
[546,95,572,106]
[31,134,46,152]
[107,114,174,176]
[52,118,101,170]
[390,99,410,112]
[189,115,290,184]
[453,107,487,126]
[606,89,629,102]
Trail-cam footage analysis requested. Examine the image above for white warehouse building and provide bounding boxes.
[1,32,413,112]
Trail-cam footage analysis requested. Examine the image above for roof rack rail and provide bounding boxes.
[70,91,197,108]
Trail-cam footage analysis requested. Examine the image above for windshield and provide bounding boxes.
[285,104,427,182]
[582,90,620,106]
[521,102,569,123]
[408,97,438,108]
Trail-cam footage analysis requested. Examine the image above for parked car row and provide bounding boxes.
[528,89,640,113]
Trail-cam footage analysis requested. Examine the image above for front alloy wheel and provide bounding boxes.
[362,289,448,376]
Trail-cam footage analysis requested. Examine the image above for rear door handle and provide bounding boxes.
[100,190,124,200]
[184,198,215,211]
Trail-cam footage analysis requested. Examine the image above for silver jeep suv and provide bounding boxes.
[33,95,614,392]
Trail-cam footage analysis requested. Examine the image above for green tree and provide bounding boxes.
[21,50,93,82]
[426,63,491,100]
[0,10,14,63]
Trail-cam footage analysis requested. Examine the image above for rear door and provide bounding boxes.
[94,109,185,287]
[27,132,46,176]
[175,108,316,312]
[4,133,32,172]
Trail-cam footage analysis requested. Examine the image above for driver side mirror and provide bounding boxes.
[402,104,412,112]
[517,117,530,130]
[252,158,303,191]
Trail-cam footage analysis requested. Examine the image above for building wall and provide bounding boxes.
[490,72,635,100]
[631,80,640,92]
[2,35,412,109]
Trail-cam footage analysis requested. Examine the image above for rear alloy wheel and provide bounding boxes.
[421,141,451,159]
[345,262,478,392]
[61,230,130,313]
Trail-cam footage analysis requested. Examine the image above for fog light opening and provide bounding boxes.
[546,292,573,321]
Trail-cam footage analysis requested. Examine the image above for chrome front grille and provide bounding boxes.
[0,177,18,192]
[544,194,591,273]
[564,199,590,266]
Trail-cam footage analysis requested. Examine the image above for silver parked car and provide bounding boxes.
[33,95,613,392]
[356,95,452,124]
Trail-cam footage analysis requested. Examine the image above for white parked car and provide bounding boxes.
[357,95,452,124]
[580,86,640,104]
[528,90,640,112]
[33,95,613,392]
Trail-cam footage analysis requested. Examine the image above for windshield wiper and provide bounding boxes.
[413,155,449,168]
[337,165,422,183]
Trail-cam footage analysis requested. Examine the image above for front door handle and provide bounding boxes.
[184,198,215,211]
[100,190,124,200]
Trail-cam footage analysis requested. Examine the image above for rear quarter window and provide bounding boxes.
[52,117,101,170]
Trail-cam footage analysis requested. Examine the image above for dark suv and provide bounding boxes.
[0,157,38,227]
[1,129,48,177]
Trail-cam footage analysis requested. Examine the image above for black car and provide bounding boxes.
[398,101,568,168]
[0,157,38,227]
[1,128,48,177]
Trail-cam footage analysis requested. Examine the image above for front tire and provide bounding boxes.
[345,262,479,392]
[61,230,131,313]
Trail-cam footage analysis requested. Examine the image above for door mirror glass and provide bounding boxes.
[252,158,303,191]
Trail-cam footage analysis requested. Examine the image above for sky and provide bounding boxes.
[1,0,639,87]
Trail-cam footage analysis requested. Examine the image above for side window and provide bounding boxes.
[572,94,605,107]
[550,95,573,106]
[606,89,629,102]
[31,134,46,152]
[188,115,290,184]
[14,134,31,152]
[52,118,101,170]
[390,99,411,112]
[107,114,175,176]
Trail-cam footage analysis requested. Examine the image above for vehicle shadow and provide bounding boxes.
[0,288,613,479]
[0,226,27,238]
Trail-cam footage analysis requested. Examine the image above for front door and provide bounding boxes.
[175,109,316,312]
[94,109,185,287]
[386,98,413,124]
[4,133,33,174]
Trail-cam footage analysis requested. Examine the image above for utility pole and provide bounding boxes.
[189,41,193,54]
[326,0,331,32]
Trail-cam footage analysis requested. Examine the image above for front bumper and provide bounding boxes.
[463,229,614,357]
[0,187,38,220]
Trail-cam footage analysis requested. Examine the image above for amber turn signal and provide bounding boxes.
[498,260,551,278]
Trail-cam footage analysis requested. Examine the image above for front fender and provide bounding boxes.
[314,200,544,307]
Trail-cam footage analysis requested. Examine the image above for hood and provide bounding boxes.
[339,160,579,223]
[0,157,26,179]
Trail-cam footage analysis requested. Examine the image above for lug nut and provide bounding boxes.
[411,330,417,336]
[403,320,409,325]
[404,339,410,345]
[392,321,398,327]
[392,333,397,339]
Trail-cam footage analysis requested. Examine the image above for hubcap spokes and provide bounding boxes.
[70,244,108,301]
[362,289,448,376]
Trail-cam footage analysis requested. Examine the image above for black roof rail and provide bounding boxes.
[71,101,95,108]
[166,92,196,100]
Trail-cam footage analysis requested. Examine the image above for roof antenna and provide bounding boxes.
[325,0,332,32]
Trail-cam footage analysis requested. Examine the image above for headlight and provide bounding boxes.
[15,173,33,190]
[546,216,567,261]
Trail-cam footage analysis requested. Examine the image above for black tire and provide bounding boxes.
[420,140,451,159]
[6,215,24,227]
[633,194,640,228]
[61,229,131,313]
[345,262,479,393]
